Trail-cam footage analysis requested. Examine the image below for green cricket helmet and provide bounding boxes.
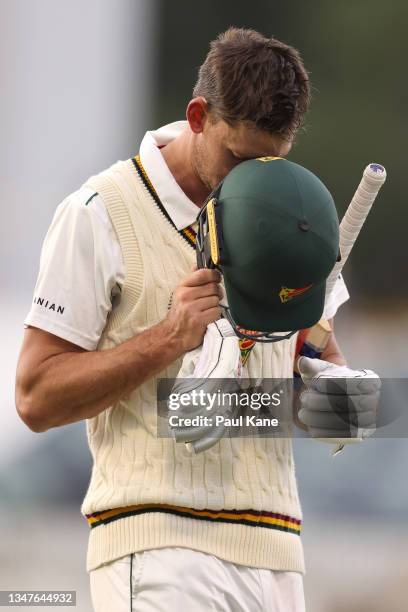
[196,157,340,342]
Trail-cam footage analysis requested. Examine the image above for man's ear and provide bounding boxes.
[186,97,210,134]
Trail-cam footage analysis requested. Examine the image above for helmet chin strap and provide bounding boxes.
[221,305,297,343]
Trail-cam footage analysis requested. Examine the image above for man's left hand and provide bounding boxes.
[297,356,381,452]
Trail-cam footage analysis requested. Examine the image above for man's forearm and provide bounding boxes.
[16,268,223,433]
[21,319,183,432]
[320,318,347,366]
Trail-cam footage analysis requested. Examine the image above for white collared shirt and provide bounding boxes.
[139,121,199,229]
[24,121,349,349]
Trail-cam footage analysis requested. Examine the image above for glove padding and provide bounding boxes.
[297,356,381,452]
[169,319,242,453]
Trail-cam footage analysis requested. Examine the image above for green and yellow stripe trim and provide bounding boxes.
[132,155,196,249]
[86,503,302,535]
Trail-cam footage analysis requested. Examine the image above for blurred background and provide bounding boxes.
[1,0,407,610]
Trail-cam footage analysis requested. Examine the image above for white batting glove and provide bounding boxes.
[297,356,381,454]
[169,319,242,453]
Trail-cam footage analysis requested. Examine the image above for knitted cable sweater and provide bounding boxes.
[80,156,304,574]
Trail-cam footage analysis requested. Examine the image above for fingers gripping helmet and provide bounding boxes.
[196,157,340,342]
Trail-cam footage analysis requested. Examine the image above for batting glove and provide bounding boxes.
[297,356,381,454]
[169,318,242,453]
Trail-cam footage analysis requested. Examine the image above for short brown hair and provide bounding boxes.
[193,28,310,138]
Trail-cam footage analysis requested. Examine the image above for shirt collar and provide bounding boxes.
[139,121,200,230]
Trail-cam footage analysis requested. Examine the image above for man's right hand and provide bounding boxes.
[163,267,223,352]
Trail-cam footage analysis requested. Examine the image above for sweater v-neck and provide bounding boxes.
[132,155,197,250]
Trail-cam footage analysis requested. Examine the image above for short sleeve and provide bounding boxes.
[24,187,124,350]
[322,274,350,320]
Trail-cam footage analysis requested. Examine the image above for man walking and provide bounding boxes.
[16,28,348,611]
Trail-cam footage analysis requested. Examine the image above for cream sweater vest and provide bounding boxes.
[81,157,305,574]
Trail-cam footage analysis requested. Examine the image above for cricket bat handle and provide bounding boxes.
[295,163,387,371]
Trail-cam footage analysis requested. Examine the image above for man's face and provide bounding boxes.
[192,116,293,191]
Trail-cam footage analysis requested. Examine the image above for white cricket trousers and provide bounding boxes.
[90,547,306,612]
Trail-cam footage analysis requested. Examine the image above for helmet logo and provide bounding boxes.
[279,284,313,303]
